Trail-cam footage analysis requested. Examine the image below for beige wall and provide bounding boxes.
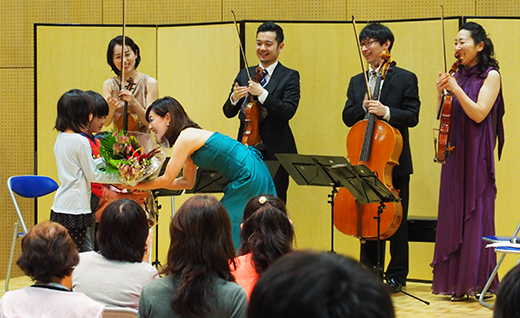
[2,0,518,280]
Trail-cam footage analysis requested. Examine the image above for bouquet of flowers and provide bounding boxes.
[98,131,169,186]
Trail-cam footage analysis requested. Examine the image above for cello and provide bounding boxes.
[334,51,403,240]
[333,19,403,240]
[231,10,262,147]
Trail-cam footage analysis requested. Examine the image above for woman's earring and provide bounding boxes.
[167,122,170,127]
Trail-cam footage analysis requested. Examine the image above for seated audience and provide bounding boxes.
[138,195,247,318]
[231,194,294,298]
[72,199,158,309]
[0,221,104,318]
[248,250,395,318]
[494,264,520,318]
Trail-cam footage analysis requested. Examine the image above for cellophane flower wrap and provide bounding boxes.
[98,131,169,186]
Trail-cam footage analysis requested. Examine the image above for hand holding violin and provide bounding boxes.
[118,88,139,110]
[437,72,460,95]
[248,80,266,97]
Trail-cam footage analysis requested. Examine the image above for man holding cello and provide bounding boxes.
[223,21,300,203]
[341,23,420,292]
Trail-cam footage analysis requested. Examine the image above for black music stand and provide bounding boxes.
[185,168,229,194]
[150,157,182,268]
[277,153,429,305]
[185,160,280,194]
[276,153,399,254]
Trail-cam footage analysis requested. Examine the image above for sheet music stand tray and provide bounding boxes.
[276,153,399,253]
[185,160,280,194]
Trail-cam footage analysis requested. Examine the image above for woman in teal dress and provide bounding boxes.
[130,96,276,248]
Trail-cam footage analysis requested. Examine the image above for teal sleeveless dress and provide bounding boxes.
[191,132,276,248]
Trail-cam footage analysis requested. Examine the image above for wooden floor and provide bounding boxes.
[392,282,494,318]
[0,276,494,317]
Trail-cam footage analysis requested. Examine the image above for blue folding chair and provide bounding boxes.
[479,221,520,308]
[6,175,59,291]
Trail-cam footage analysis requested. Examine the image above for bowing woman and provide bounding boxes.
[431,22,505,301]
[102,35,158,132]
[128,96,277,249]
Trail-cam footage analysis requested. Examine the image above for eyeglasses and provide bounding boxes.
[360,39,378,48]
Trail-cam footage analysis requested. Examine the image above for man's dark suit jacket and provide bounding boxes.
[223,63,300,161]
[342,66,420,177]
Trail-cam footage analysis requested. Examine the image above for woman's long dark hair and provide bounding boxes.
[459,22,499,75]
[145,96,201,146]
[239,194,294,275]
[162,195,236,318]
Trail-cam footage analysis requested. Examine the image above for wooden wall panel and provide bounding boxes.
[103,0,223,25]
[476,0,520,16]
[223,0,346,21]
[0,69,35,277]
[348,0,475,21]
[0,0,102,67]
[467,16,520,288]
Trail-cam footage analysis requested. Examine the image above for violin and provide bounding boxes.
[333,46,403,240]
[116,76,140,131]
[433,6,461,163]
[231,10,263,147]
[241,67,263,146]
[434,54,462,163]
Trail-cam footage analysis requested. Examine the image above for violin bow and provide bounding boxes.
[231,10,253,82]
[351,16,373,101]
[437,5,448,120]
[441,5,447,73]
[121,0,128,131]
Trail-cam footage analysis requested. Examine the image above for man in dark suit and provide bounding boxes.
[342,23,420,292]
[223,21,300,203]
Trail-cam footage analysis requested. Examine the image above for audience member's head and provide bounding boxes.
[494,264,520,318]
[17,221,79,284]
[163,194,236,317]
[96,199,149,262]
[248,250,395,318]
[239,194,294,274]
